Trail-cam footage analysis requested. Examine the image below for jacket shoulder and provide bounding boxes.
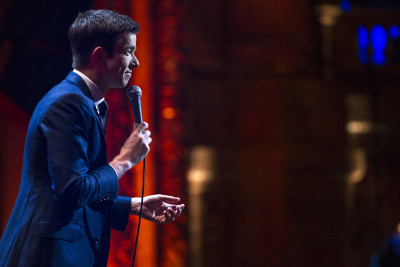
[33,79,94,121]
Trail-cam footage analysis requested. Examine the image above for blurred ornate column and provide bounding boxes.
[187,147,215,267]
[154,0,189,266]
[316,4,343,79]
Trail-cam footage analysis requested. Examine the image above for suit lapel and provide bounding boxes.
[64,72,106,136]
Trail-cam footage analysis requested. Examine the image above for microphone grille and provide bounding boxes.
[126,85,142,99]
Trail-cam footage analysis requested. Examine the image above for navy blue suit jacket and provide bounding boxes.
[0,72,131,266]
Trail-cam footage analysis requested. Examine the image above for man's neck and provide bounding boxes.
[73,69,105,102]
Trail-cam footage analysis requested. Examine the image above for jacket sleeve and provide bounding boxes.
[111,196,131,231]
[40,93,118,212]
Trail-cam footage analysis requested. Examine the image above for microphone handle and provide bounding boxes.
[130,98,143,126]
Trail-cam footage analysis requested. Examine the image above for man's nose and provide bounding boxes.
[130,57,139,69]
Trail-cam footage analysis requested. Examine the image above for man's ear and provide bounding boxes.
[92,47,108,66]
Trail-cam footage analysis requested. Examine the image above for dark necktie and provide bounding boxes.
[96,100,108,132]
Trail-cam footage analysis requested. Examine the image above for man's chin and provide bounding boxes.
[122,79,131,88]
[111,81,130,89]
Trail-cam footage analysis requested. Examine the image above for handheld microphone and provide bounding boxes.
[126,85,145,267]
[127,85,143,126]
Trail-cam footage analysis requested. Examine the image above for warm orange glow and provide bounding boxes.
[97,1,158,266]
[0,91,29,235]
[346,121,372,134]
[162,108,176,119]
[130,1,157,266]
[348,148,367,184]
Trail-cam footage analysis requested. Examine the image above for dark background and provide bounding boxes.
[2,0,400,266]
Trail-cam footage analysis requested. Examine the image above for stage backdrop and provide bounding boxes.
[0,0,188,266]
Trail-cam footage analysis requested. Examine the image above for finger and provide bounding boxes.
[176,205,184,217]
[163,203,185,211]
[143,130,151,137]
[168,206,176,214]
[177,204,185,217]
[163,210,171,223]
[147,137,152,144]
[158,195,180,203]
[167,207,175,220]
[165,204,179,216]
[135,122,148,133]
[143,142,150,151]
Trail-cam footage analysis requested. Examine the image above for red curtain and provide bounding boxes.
[92,0,188,266]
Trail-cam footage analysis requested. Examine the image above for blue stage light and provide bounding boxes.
[371,25,387,65]
[357,25,369,64]
[341,0,351,12]
[389,25,400,39]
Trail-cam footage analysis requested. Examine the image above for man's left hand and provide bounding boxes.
[130,194,185,223]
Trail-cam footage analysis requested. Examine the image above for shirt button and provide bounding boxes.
[94,237,100,244]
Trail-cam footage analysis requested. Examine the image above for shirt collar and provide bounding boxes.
[73,69,104,104]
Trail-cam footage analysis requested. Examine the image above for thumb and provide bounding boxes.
[158,195,181,203]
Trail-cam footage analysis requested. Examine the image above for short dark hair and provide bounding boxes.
[68,9,140,68]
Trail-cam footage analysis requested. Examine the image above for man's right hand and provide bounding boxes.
[109,122,152,179]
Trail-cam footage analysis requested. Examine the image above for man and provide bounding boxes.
[0,9,184,266]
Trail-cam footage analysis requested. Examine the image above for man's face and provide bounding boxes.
[104,33,139,89]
